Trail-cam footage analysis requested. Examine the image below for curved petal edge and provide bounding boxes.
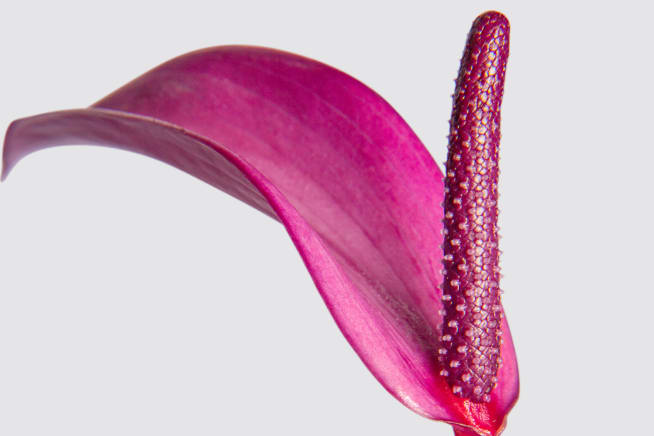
[2,43,518,436]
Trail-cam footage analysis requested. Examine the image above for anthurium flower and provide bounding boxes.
[2,10,518,436]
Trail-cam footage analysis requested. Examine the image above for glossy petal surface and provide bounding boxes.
[3,43,517,435]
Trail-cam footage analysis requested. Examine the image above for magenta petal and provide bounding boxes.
[2,46,517,434]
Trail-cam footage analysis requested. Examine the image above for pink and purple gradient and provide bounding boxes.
[441,12,509,404]
[2,11,518,436]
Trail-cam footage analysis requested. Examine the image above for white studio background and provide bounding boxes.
[1,1,651,435]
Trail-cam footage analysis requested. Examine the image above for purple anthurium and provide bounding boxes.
[2,10,518,436]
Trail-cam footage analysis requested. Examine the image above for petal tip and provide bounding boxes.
[2,120,20,182]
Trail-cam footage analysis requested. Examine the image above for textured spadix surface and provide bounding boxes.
[441,12,509,405]
[2,20,518,436]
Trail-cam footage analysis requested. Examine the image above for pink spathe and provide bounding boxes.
[2,11,518,436]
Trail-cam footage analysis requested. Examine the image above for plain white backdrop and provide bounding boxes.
[1,1,652,435]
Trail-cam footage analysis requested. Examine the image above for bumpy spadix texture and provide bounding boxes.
[440,13,509,404]
[2,11,517,436]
